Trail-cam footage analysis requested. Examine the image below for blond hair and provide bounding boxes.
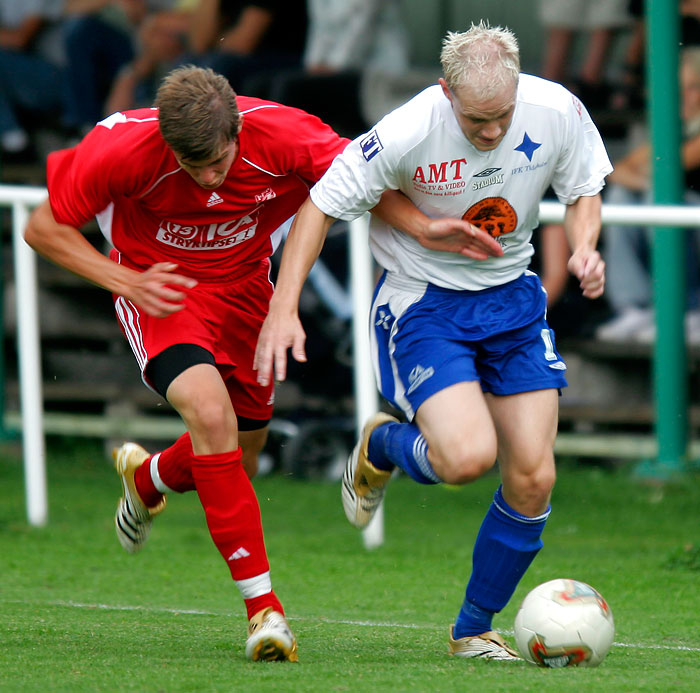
[155,65,241,161]
[440,21,520,98]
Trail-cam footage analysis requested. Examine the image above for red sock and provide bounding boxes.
[154,433,196,493]
[191,448,272,582]
[133,453,164,508]
[244,593,284,620]
[133,432,196,506]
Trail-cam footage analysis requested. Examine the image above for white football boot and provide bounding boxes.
[245,607,298,662]
[113,442,166,553]
[341,412,398,528]
[448,628,522,661]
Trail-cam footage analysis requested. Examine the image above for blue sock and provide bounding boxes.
[453,486,550,639]
[453,600,494,638]
[367,421,441,484]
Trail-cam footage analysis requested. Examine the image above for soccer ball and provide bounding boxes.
[513,578,615,668]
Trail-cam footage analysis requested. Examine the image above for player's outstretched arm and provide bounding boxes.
[372,190,503,259]
[563,193,605,299]
[254,197,337,386]
[24,199,196,317]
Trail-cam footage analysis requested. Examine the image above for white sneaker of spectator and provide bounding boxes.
[595,307,654,343]
[634,309,700,345]
[685,310,700,346]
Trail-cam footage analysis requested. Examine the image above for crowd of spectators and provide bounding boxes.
[0,1,649,167]
[2,0,699,347]
[0,0,408,167]
[533,1,700,344]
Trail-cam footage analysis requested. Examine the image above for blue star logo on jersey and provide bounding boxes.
[514,132,541,161]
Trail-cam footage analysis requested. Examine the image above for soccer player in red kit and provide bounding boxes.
[24,65,349,662]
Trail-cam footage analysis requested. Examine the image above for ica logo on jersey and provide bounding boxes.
[156,216,258,250]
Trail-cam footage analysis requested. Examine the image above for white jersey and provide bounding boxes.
[310,75,612,291]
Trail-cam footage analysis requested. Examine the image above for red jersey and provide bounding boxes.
[47,98,349,282]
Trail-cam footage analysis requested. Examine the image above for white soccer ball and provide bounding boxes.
[513,578,615,667]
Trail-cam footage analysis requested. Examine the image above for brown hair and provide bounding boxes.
[155,65,241,161]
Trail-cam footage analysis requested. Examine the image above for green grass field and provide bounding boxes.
[1,437,699,692]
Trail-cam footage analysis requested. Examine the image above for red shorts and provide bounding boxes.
[112,258,275,421]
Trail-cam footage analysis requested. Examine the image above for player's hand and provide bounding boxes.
[128,262,197,318]
[254,307,307,387]
[418,218,504,260]
[568,248,605,299]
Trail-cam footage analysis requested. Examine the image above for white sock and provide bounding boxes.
[150,453,174,493]
[236,572,272,599]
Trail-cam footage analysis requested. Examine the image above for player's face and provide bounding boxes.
[175,140,238,189]
[440,78,516,151]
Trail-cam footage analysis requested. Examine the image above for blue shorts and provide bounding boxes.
[369,271,567,421]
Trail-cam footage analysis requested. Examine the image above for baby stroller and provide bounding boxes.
[264,218,358,480]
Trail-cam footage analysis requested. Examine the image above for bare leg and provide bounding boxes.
[541,27,575,82]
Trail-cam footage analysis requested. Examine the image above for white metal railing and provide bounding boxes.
[1,184,48,527]
[4,183,700,531]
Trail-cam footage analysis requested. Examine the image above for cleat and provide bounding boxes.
[245,607,298,662]
[113,442,166,554]
[448,628,522,661]
[341,412,398,528]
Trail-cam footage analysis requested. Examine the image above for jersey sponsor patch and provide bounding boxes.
[255,187,276,203]
[156,217,257,249]
[360,130,383,161]
[472,172,504,191]
[463,197,517,237]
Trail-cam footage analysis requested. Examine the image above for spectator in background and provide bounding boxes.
[610,0,645,111]
[104,0,196,113]
[263,0,410,137]
[538,0,632,109]
[188,0,307,94]
[529,222,597,339]
[62,1,183,137]
[104,0,306,114]
[595,46,700,344]
[0,0,66,164]
[105,0,197,113]
[614,0,700,112]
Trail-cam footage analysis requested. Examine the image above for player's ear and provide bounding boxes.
[438,78,453,104]
[237,116,244,135]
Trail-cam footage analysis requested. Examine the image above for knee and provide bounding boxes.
[430,440,497,485]
[505,463,556,516]
[528,463,556,500]
[179,399,237,452]
[189,399,233,430]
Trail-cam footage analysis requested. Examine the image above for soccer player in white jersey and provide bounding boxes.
[255,22,611,660]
